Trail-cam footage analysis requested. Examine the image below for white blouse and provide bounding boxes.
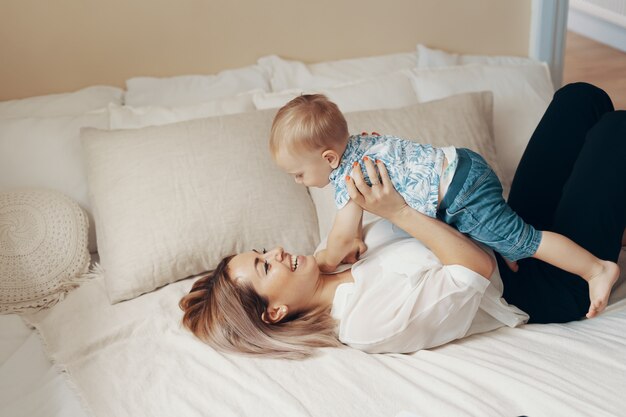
[328,219,529,354]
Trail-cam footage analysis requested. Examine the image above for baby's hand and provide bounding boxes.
[341,238,367,264]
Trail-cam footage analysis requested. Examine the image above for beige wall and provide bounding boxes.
[0,0,531,101]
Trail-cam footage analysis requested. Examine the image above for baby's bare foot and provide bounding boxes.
[586,260,620,319]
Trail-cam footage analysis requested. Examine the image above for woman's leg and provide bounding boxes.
[498,84,626,323]
[507,82,614,229]
[501,111,626,323]
[551,111,626,262]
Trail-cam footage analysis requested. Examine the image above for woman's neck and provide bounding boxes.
[313,269,354,310]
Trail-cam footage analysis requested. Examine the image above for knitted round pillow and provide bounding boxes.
[0,188,90,314]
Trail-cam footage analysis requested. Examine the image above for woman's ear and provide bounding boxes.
[322,150,340,169]
[261,305,288,324]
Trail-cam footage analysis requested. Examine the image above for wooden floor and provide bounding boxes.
[563,31,626,110]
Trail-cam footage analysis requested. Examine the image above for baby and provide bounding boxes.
[269,94,619,319]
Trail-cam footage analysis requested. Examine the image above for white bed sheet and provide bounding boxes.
[2,246,626,417]
[0,315,89,417]
[17,268,626,417]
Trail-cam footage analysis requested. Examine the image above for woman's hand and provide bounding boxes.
[347,157,495,278]
[345,157,409,222]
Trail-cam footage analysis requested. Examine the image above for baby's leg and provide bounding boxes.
[446,168,618,317]
[533,231,619,318]
[438,147,619,317]
[438,149,538,273]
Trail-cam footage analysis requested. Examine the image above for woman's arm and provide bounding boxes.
[345,158,495,278]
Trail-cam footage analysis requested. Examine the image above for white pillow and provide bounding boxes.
[258,52,417,91]
[0,110,110,252]
[408,64,554,189]
[0,86,123,119]
[82,109,320,303]
[252,71,418,113]
[416,44,539,69]
[310,92,498,240]
[124,65,271,107]
[0,188,90,314]
[109,90,259,129]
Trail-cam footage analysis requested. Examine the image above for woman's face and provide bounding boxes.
[227,247,320,319]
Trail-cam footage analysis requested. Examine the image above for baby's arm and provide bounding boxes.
[316,200,363,273]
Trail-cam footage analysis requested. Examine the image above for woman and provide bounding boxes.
[180,83,625,359]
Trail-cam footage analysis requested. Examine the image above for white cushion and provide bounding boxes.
[416,44,539,69]
[258,52,417,91]
[109,90,259,129]
[0,110,110,252]
[408,64,554,189]
[310,91,498,240]
[124,65,271,107]
[0,188,90,314]
[82,110,320,303]
[0,86,123,119]
[252,71,418,113]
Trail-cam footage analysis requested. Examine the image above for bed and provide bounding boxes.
[2,2,626,416]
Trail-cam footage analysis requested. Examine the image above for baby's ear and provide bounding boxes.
[322,149,340,169]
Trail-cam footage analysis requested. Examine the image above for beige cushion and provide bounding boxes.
[82,109,320,303]
[0,188,90,314]
[310,91,499,240]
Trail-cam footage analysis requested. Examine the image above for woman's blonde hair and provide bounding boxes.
[269,94,349,157]
[179,255,342,360]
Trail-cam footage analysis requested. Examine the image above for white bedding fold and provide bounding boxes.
[0,316,89,417]
[23,275,626,417]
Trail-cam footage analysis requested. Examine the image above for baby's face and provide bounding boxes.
[274,147,334,188]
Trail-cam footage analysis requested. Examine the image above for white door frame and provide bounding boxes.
[529,0,570,88]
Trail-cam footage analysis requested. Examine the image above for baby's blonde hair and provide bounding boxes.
[269,94,349,157]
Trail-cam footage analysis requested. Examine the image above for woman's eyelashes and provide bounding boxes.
[262,248,269,274]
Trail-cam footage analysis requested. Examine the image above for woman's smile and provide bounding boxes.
[290,254,306,271]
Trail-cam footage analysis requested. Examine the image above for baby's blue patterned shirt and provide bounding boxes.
[329,134,446,217]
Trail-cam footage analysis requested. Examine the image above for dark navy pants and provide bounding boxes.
[497,82,626,323]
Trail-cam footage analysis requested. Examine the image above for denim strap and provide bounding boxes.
[439,148,472,211]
